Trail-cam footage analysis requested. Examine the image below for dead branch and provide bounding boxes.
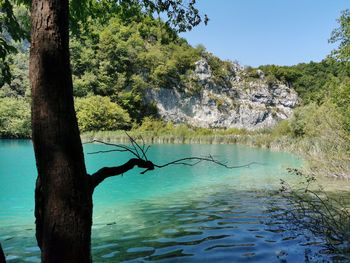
[90,158,155,188]
[87,133,259,189]
[154,155,259,169]
[85,140,141,159]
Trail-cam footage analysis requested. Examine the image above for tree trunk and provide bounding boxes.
[30,1,92,262]
[0,243,6,263]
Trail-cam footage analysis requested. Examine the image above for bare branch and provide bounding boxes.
[87,135,260,189]
[125,132,148,161]
[154,156,260,169]
[84,140,140,159]
[87,149,128,155]
[144,145,151,155]
[90,158,155,189]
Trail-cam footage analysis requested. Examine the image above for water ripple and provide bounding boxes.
[0,190,343,262]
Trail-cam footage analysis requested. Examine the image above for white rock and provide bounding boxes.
[145,60,299,130]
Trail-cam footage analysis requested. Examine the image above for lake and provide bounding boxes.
[0,139,343,262]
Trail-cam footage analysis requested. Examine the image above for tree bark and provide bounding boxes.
[30,0,92,262]
[91,158,154,188]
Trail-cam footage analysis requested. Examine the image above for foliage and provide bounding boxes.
[0,5,211,136]
[270,120,292,137]
[263,102,350,178]
[70,13,203,120]
[329,9,350,61]
[71,0,207,35]
[0,97,30,137]
[133,117,251,137]
[74,95,131,132]
[1,0,207,84]
[0,1,29,85]
[204,52,233,86]
[259,59,350,104]
[135,117,191,136]
[327,76,350,131]
[0,44,29,98]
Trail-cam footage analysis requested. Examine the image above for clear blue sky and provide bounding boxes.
[180,0,349,66]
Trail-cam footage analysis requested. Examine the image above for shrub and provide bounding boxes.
[0,98,31,138]
[271,120,292,137]
[136,117,166,133]
[75,95,131,132]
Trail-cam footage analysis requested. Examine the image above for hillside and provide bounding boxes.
[0,11,349,137]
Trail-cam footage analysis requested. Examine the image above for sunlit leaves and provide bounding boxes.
[0,97,31,137]
[70,0,207,35]
[141,0,207,32]
[330,9,350,61]
[1,0,206,85]
[74,95,131,131]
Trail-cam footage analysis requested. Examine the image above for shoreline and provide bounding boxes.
[0,130,312,153]
[80,130,350,180]
[2,130,349,179]
[80,130,296,150]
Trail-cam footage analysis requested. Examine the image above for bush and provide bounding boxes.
[289,102,346,139]
[286,102,350,178]
[75,96,131,132]
[135,117,164,134]
[0,98,31,138]
[271,120,292,137]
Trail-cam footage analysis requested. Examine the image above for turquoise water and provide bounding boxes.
[0,140,339,262]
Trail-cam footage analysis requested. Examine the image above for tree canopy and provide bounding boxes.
[0,0,208,85]
[330,9,350,61]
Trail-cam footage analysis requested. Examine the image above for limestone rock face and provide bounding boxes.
[145,59,299,130]
[195,59,212,82]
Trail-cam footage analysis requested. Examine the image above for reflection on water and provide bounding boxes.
[0,140,349,262]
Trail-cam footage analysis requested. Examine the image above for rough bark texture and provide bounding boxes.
[30,0,92,262]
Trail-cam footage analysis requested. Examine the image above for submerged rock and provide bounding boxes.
[146,59,299,130]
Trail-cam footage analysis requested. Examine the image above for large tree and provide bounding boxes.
[1,0,206,262]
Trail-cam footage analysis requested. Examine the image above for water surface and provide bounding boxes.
[0,140,344,262]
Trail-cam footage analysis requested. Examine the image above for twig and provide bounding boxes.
[125,132,148,161]
[84,140,140,159]
[154,156,260,169]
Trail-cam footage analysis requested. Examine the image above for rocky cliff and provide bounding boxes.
[146,59,298,130]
